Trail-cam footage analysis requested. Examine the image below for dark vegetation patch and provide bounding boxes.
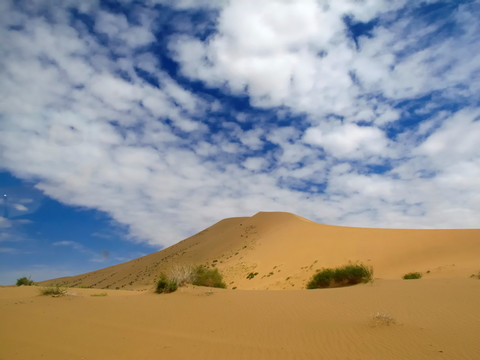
[307,263,373,289]
[403,272,422,280]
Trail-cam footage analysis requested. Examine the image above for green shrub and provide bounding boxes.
[156,274,178,294]
[403,272,422,280]
[40,285,67,296]
[307,263,373,289]
[155,265,227,293]
[192,266,226,288]
[16,277,35,286]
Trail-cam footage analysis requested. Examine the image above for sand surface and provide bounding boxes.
[1,280,480,360]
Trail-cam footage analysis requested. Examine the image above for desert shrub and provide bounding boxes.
[470,272,480,279]
[307,263,373,289]
[371,312,396,326]
[156,274,178,294]
[246,272,258,280]
[307,268,335,288]
[155,265,227,293]
[192,266,226,288]
[40,285,67,296]
[16,277,35,286]
[403,272,422,280]
[167,264,194,286]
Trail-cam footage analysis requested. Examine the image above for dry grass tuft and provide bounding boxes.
[167,264,195,286]
[371,312,396,326]
[40,285,67,297]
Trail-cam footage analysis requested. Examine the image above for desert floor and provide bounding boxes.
[1,279,480,360]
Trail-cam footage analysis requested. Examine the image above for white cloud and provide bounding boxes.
[1,0,479,256]
[0,217,11,229]
[53,240,84,251]
[13,204,28,212]
[304,123,389,160]
[243,157,267,172]
[95,10,155,48]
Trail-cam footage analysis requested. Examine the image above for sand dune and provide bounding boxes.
[2,212,480,359]
[42,212,480,290]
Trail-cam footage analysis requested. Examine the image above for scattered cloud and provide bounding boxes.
[13,204,28,212]
[0,247,17,254]
[1,0,479,253]
[53,240,112,264]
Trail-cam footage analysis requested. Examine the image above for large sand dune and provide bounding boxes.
[1,212,480,359]
[42,212,480,290]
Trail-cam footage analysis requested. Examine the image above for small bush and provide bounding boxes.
[155,265,227,293]
[307,263,373,289]
[246,272,258,280]
[403,272,422,280]
[156,274,178,294]
[16,277,35,286]
[192,266,226,288]
[40,285,67,296]
[371,312,396,326]
[470,272,480,279]
[168,264,194,286]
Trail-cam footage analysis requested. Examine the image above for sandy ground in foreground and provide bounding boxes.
[1,279,480,360]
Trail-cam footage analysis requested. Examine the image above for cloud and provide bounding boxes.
[303,123,390,160]
[0,217,11,229]
[53,240,85,250]
[52,240,113,263]
[1,0,479,254]
[13,204,28,212]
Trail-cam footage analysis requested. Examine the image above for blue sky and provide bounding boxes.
[1,0,479,285]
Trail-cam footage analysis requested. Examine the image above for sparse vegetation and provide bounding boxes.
[470,272,480,279]
[246,272,258,280]
[192,266,226,288]
[403,272,422,280]
[168,264,195,286]
[371,312,396,326]
[306,263,373,289]
[91,293,108,297]
[40,285,67,296]
[16,277,35,286]
[156,274,178,294]
[156,265,227,293]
